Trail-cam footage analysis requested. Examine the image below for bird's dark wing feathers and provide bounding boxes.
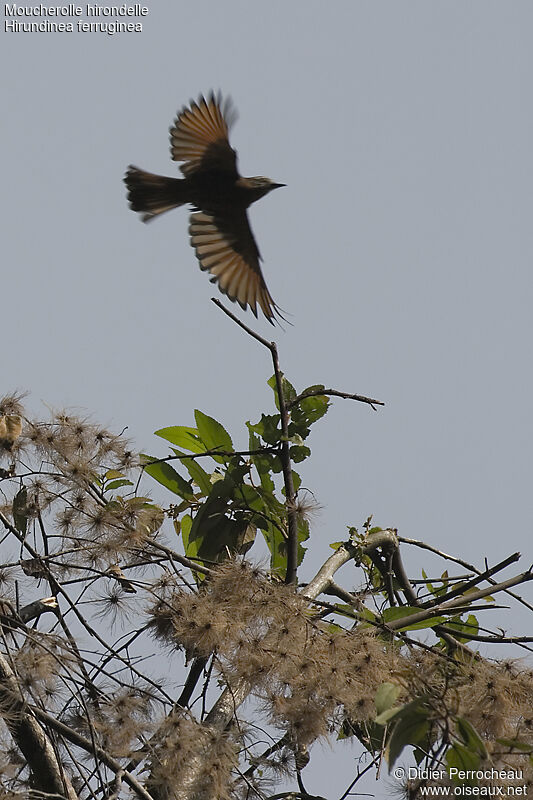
[188,209,283,324]
[170,92,239,177]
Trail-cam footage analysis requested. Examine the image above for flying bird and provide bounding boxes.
[124,92,285,324]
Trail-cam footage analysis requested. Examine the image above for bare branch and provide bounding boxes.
[400,536,533,612]
[288,387,384,410]
[142,445,279,464]
[303,530,399,600]
[30,706,155,800]
[211,298,275,350]
[0,653,78,800]
[385,569,533,631]
[421,551,522,609]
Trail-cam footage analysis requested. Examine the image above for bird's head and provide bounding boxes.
[239,176,286,201]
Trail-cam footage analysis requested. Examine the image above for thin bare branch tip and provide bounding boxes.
[211,297,275,350]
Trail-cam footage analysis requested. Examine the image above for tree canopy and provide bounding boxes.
[0,306,532,800]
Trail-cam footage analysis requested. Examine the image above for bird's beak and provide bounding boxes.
[272,182,286,189]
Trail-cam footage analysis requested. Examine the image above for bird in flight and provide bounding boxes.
[124,92,286,324]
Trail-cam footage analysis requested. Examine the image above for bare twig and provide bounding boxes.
[400,536,533,612]
[420,552,522,609]
[211,298,275,349]
[146,540,214,577]
[435,629,533,648]
[142,445,279,465]
[289,387,384,411]
[338,754,381,800]
[385,569,533,631]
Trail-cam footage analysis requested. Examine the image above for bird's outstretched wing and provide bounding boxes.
[189,210,284,325]
[170,92,239,177]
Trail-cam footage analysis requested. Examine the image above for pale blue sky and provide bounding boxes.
[2,2,533,796]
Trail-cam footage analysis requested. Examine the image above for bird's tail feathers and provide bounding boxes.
[124,166,187,222]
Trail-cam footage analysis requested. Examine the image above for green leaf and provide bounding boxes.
[155,426,204,453]
[182,459,213,496]
[386,702,430,768]
[12,488,28,536]
[382,606,423,622]
[291,470,301,492]
[187,481,252,567]
[357,607,379,625]
[188,479,233,538]
[194,410,233,461]
[105,479,134,491]
[124,496,152,508]
[253,485,287,517]
[287,387,329,441]
[296,517,309,567]
[105,469,126,480]
[234,484,264,513]
[289,444,311,463]
[281,472,302,497]
[171,499,190,514]
[142,457,194,499]
[267,373,297,409]
[248,414,281,445]
[180,514,192,549]
[298,387,330,423]
[287,417,311,441]
[375,683,402,716]
[443,614,479,642]
[496,737,533,753]
[446,743,481,780]
[456,717,488,759]
[270,455,283,473]
[248,428,276,493]
[225,458,249,485]
[261,520,287,578]
[375,705,405,726]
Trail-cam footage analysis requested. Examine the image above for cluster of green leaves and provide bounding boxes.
[373,686,493,783]
[344,681,501,787]
[141,375,329,577]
